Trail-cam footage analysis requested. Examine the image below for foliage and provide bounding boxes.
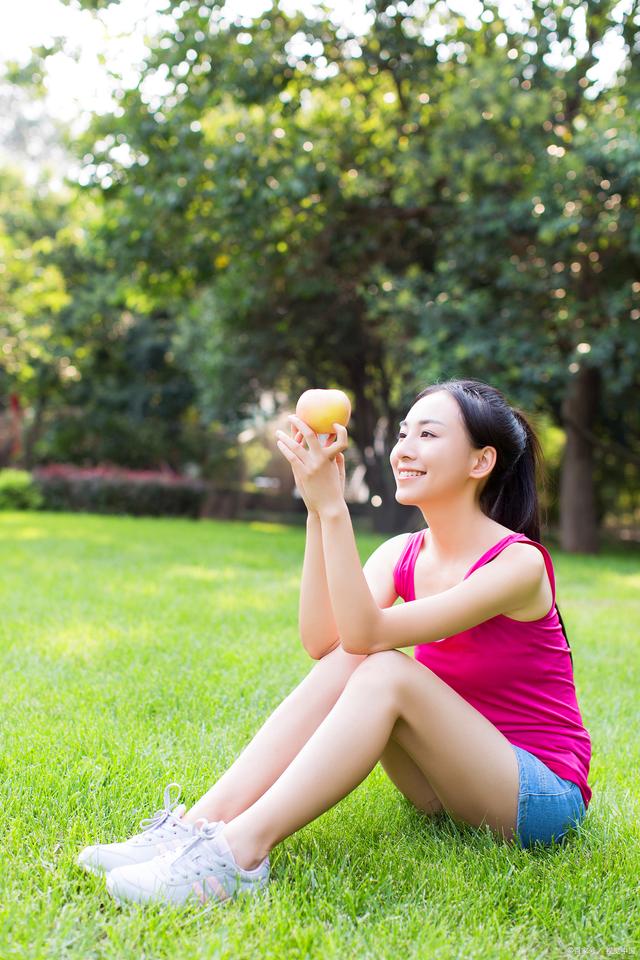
[0,166,217,471]
[0,468,43,510]
[73,0,640,523]
[0,169,73,405]
[2,1,640,531]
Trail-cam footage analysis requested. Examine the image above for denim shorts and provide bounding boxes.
[510,745,587,849]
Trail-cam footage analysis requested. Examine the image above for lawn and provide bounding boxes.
[0,511,637,960]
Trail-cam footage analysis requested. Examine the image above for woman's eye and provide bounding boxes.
[395,431,434,439]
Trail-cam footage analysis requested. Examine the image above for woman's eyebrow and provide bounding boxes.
[398,419,446,428]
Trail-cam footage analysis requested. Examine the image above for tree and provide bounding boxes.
[43,1,640,541]
[0,168,75,465]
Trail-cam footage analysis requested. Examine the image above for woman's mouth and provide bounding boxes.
[397,469,427,481]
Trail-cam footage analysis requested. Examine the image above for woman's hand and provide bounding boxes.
[283,422,319,515]
[276,415,348,518]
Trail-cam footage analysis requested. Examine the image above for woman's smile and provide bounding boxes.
[396,469,427,481]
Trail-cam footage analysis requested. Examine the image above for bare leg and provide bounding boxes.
[183,645,368,825]
[220,650,519,870]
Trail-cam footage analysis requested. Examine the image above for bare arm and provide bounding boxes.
[288,422,345,660]
[339,540,546,655]
[299,512,341,660]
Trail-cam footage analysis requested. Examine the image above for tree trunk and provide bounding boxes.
[559,364,601,553]
[23,393,47,470]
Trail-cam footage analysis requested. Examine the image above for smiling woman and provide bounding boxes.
[378,379,590,810]
[389,382,533,531]
[78,378,591,911]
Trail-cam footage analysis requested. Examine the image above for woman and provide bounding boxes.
[78,377,592,907]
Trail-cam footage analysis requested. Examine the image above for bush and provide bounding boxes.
[33,464,210,518]
[0,469,44,510]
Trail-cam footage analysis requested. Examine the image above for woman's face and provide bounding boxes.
[389,390,494,505]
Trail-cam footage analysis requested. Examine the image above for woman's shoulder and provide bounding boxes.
[376,531,417,562]
[486,530,554,600]
[482,525,543,555]
[363,532,418,607]
[491,527,553,561]
[364,530,418,578]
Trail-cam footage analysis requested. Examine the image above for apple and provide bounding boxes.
[295,388,351,435]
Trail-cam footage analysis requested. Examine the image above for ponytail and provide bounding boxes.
[506,409,573,667]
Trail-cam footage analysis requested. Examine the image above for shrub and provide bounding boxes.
[33,464,209,518]
[0,469,44,510]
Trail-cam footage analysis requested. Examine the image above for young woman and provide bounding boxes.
[78,377,592,907]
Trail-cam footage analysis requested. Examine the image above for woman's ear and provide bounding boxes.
[471,446,497,479]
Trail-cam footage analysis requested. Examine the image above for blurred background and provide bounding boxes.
[0,0,638,547]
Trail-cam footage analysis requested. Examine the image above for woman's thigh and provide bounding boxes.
[347,650,520,841]
[313,650,444,817]
[379,737,444,817]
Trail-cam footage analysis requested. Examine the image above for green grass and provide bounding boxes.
[0,511,638,960]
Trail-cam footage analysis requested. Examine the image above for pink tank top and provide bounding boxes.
[393,529,592,808]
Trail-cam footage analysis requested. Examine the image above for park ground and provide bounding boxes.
[0,512,638,959]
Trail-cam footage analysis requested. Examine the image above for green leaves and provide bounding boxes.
[3,0,639,524]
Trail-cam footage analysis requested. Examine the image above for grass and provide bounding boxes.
[0,510,638,960]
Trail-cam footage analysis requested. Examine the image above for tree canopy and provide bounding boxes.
[2,0,639,542]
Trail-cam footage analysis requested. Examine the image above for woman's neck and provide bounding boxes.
[419,505,507,567]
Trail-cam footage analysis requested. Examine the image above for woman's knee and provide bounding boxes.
[315,641,368,668]
[343,650,407,697]
[312,642,369,685]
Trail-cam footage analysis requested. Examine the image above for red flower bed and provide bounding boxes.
[33,464,210,517]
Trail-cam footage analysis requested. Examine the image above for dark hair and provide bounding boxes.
[412,377,573,667]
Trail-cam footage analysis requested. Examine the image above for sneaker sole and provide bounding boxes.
[78,837,197,877]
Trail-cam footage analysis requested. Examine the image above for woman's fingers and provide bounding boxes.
[287,415,347,455]
[287,415,322,451]
[275,430,306,464]
[289,422,304,445]
[325,423,349,458]
[280,416,347,471]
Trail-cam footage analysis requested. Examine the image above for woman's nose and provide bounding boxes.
[394,441,417,460]
[395,436,416,453]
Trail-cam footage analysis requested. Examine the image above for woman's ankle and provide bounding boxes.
[182,796,237,825]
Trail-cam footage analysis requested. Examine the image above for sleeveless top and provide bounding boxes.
[392,529,592,808]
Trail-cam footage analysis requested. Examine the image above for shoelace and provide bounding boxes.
[138,782,183,834]
[165,820,223,881]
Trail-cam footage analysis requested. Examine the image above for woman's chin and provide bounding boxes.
[395,488,417,504]
[395,484,430,507]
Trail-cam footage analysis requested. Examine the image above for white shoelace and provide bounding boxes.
[162,820,224,882]
[138,782,184,836]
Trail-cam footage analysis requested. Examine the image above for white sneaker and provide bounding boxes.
[106,822,270,907]
[77,783,224,875]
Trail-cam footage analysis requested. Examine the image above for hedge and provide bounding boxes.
[33,464,209,518]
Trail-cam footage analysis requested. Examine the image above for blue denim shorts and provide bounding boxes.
[510,745,587,849]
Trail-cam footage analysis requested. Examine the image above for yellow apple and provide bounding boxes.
[295,388,351,434]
